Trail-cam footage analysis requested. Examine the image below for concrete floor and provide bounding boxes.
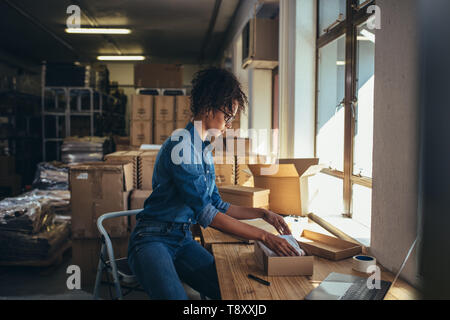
[0,248,202,300]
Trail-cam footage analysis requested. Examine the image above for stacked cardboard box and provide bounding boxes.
[104,151,143,189]
[130,95,153,147]
[154,96,175,144]
[174,95,191,130]
[69,162,133,239]
[70,161,134,288]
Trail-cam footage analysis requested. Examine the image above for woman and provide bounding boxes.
[128,67,299,300]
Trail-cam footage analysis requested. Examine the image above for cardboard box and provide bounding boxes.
[139,151,159,190]
[130,120,152,147]
[219,185,269,209]
[131,95,153,121]
[154,96,175,121]
[129,189,152,230]
[154,120,175,145]
[72,238,129,289]
[70,162,133,239]
[248,158,320,216]
[297,229,362,261]
[104,151,143,189]
[0,156,15,177]
[254,240,314,276]
[175,96,191,121]
[134,63,183,88]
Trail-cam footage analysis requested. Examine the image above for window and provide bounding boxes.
[315,0,375,221]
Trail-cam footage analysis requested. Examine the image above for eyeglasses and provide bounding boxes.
[220,109,236,125]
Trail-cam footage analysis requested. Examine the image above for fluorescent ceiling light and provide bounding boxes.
[97,56,146,61]
[336,61,346,66]
[360,29,375,43]
[66,28,131,34]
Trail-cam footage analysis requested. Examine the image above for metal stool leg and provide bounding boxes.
[93,244,107,300]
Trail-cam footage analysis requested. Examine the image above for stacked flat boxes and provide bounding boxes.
[104,151,143,189]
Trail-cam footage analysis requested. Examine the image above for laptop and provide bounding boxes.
[305,237,418,300]
[304,272,391,300]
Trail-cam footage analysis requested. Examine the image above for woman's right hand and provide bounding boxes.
[261,232,300,257]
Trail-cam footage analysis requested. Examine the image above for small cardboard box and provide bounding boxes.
[134,63,183,88]
[154,120,175,145]
[130,120,152,147]
[297,229,362,261]
[139,151,159,190]
[104,151,143,189]
[70,162,133,239]
[72,237,129,289]
[248,158,320,216]
[219,185,269,209]
[254,240,314,276]
[131,95,153,121]
[154,96,175,121]
[129,189,152,230]
[175,96,191,121]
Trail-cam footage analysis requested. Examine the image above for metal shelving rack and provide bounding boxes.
[41,65,103,161]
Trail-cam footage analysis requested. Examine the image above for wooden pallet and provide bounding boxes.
[0,240,72,267]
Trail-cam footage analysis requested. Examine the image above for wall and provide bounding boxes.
[370,0,420,287]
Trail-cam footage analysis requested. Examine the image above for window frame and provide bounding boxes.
[315,0,375,217]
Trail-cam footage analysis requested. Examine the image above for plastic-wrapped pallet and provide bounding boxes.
[32,161,69,190]
[61,136,112,164]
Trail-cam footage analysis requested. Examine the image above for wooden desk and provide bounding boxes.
[212,243,420,300]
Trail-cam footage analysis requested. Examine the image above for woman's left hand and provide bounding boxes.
[262,210,292,235]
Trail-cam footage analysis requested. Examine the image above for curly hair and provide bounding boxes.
[190,67,248,118]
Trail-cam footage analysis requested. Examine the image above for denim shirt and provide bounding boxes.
[136,121,230,228]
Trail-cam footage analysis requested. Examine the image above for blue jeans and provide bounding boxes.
[127,220,221,300]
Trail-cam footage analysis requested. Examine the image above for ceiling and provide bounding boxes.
[0,0,241,66]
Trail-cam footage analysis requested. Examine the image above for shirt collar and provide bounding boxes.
[186,121,211,149]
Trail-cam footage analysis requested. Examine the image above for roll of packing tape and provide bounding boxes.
[352,255,376,273]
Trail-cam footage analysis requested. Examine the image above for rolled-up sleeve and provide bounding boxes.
[169,160,219,228]
[211,183,230,213]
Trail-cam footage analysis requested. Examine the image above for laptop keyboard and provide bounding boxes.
[340,280,391,300]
